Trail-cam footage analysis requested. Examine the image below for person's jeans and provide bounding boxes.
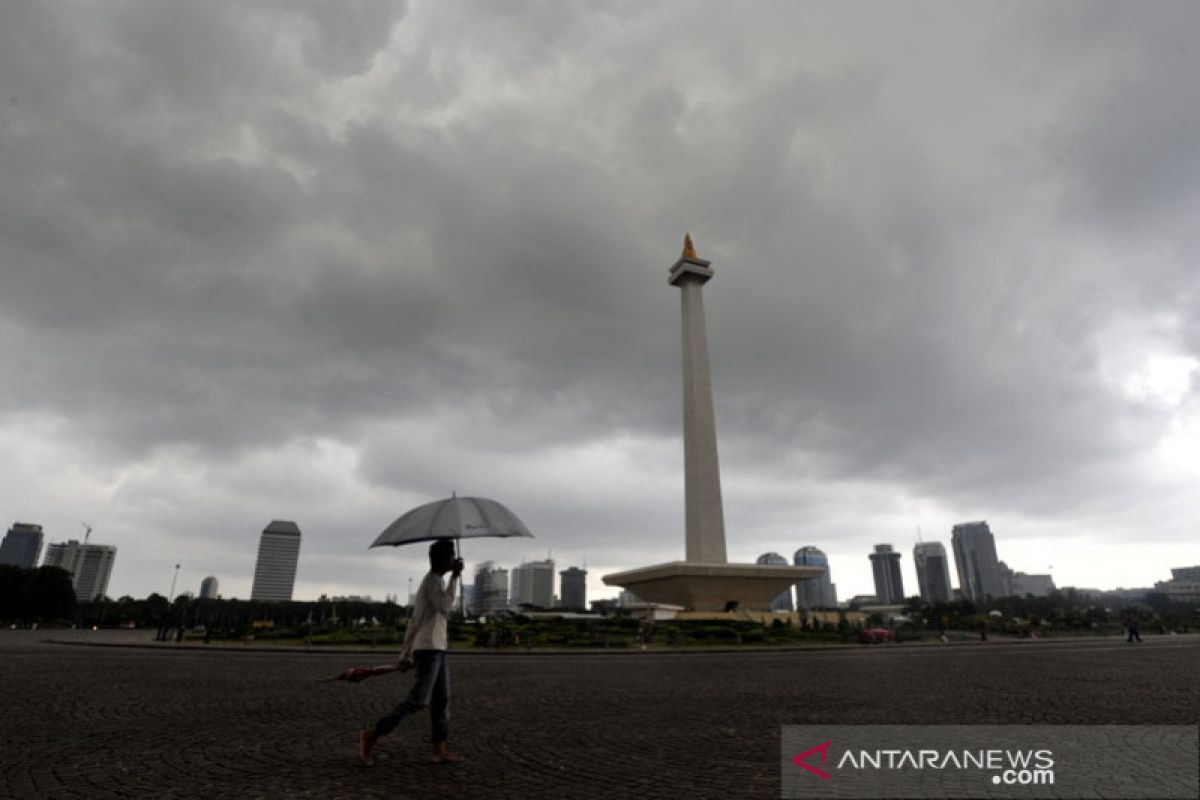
[373,650,449,743]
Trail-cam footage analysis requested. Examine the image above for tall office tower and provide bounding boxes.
[756,553,795,611]
[869,544,906,604]
[249,520,302,602]
[509,566,523,610]
[40,539,117,601]
[951,521,1005,602]
[471,562,493,614]
[199,576,220,600]
[0,522,44,568]
[511,559,555,608]
[559,566,588,610]
[74,545,117,601]
[471,561,509,614]
[793,547,836,609]
[487,567,508,613]
[913,542,952,603]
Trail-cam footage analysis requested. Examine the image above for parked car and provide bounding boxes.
[858,627,893,644]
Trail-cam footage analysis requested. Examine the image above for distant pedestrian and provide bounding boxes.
[1124,613,1142,643]
[357,538,465,766]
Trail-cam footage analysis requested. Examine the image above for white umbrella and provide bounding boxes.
[370,494,535,615]
[370,494,534,547]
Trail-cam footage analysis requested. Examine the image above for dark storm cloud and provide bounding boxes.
[1,2,1197,598]
[296,1,409,76]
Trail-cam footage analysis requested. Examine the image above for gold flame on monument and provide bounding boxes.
[681,233,698,260]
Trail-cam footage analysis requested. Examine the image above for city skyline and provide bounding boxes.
[3,513,1190,606]
[3,5,1199,604]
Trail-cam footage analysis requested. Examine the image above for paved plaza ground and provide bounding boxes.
[2,631,1198,799]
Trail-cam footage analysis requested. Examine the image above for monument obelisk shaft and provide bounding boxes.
[670,235,727,563]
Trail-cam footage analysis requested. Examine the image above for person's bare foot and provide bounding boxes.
[357,729,377,766]
[429,742,465,764]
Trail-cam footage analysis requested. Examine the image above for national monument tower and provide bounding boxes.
[603,237,819,610]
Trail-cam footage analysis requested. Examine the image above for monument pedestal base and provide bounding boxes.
[603,561,822,612]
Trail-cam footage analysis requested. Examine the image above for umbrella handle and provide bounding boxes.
[455,538,465,617]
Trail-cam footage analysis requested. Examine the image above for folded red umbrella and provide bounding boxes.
[317,663,404,684]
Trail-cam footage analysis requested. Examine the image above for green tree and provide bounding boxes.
[23,566,76,621]
[0,564,27,620]
[143,593,170,626]
[1144,593,1172,614]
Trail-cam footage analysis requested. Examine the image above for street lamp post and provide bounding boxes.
[160,564,181,642]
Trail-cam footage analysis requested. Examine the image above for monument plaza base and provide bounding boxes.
[603,561,821,611]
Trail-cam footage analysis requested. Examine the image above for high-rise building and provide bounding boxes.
[250,520,302,602]
[756,553,794,611]
[913,542,952,603]
[559,566,588,610]
[471,561,509,614]
[0,522,44,569]
[199,576,219,599]
[1154,566,1200,603]
[869,544,905,604]
[793,546,836,609]
[74,544,117,602]
[42,542,68,569]
[1171,566,1200,582]
[998,561,1014,596]
[511,559,555,609]
[40,538,117,601]
[509,566,523,610]
[487,566,509,613]
[951,521,1005,602]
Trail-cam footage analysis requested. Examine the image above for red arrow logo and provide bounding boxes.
[791,741,832,780]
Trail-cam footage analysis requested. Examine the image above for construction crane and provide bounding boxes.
[81,522,93,546]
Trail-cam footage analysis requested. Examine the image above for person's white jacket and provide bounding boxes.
[399,571,460,663]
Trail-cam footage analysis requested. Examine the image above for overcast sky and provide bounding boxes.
[2,2,1197,604]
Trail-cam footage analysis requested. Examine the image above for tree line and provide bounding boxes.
[0,565,76,623]
[73,594,410,635]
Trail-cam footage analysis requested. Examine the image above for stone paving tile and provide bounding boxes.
[1,634,1198,799]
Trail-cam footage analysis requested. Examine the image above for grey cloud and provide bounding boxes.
[296,0,408,76]
[1,3,1198,598]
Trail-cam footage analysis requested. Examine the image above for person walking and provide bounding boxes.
[357,538,465,766]
[1124,612,1142,643]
